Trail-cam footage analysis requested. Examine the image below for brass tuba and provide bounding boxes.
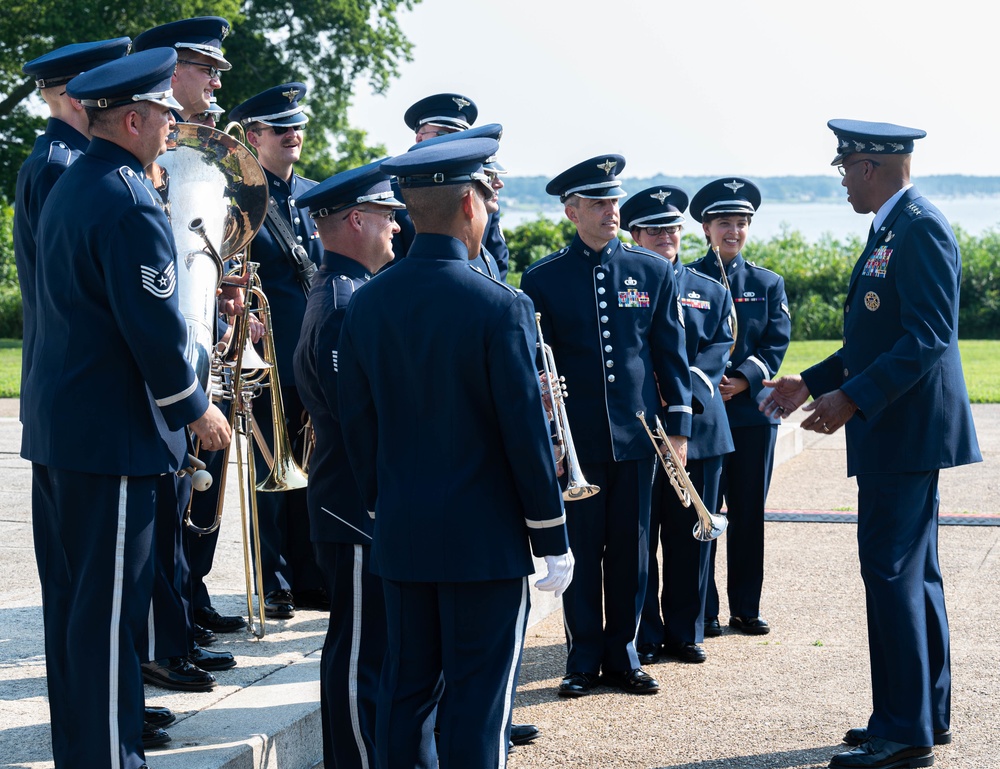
[535,313,600,501]
[636,411,728,541]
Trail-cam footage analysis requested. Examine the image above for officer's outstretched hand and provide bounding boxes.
[535,550,575,598]
[190,404,232,453]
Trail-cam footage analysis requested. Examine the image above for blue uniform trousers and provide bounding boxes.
[32,464,157,769]
[147,472,192,659]
[708,424,776,619]
[378,577,528,769]
[857,471,950,747]
[314,541,386,769]
[562,458,653,674]
[639,456,720,648]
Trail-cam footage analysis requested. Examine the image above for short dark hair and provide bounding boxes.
[86,99,152,133]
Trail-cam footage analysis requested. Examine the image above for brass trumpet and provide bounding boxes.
[536,313,600,501]
[636,411,728,541]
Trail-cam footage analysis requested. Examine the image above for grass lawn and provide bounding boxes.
[1,338,998,403]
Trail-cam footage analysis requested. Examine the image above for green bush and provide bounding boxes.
[0,287,23,338]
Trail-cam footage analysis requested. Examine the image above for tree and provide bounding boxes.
[0,0,419,200]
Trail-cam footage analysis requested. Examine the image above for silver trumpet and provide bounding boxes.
[636,411,728,541]
[535,313,600,501]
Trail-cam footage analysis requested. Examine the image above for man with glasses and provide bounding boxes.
[337,137,572,769]
[623,186,734,666]
[762,120,981,769]
[228,83,325,620]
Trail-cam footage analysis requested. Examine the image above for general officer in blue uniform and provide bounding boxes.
[624,186,734,665]
[23,49,232,769]
[687,178,790,637]
[230,83,325,618]
[389,93,510,279]
[521,156,693,697]
[16,37,131,417]
[762,120,981,769]
[293,161,404,769]
[337,138,573,769]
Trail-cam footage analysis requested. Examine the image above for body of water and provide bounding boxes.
[501,196,1000,243]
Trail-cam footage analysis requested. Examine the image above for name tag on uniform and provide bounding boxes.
[862,246,892,278]
[618,289,650,308]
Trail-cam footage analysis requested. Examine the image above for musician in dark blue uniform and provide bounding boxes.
[293,161,404,769]
[521,156,692,697]
[624,186,734,665]
[687,178,790,637]
[389,93,509,279]
[230,83,325,618]
[23,49,232,769]
[337,138,572,769]
[763,120,981,769]
[15,38,131,417]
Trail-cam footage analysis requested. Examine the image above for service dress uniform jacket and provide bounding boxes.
[801,186,980,747]
[687,249,790,622]
[14,118,89,409]
[640,263,734,650]
[293,251,384,768]
[25,136,209,769]
[337,232,568,767]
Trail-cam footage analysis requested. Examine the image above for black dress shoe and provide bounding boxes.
[829,736,933,768]
[295,588,330,611]
[194,606,247,633]
[510,723,540,745]
[189,643,237,671]
[637,644,660,665]
[264,589,295,619]
[844,727,951,747]
[557,671,600,698]
[142,658,217,692]
[729,615,771,635]
[704,617,722,637]
[193,624,217,647]
[143,706,176,729]
[662,640,707,663]
[601,668,660,694]
[142,723,171,749]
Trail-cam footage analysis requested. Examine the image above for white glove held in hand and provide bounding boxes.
[534,550,575,598]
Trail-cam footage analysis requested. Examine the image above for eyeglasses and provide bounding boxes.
[266,125,304,136]
[348,208,397,223]
[837,158,880,177]
[176,59,223,80]
[640,225,682,236]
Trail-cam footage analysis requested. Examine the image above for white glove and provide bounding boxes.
[534,550,575,598]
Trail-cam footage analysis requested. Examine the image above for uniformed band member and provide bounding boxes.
[390,92,510,278]
[229,83,325,618]
[15,37,131,416]
[624,186,735,665]
[521,155,693,697]
[337,138,573,769]
[132,16,231,123]
[687,178,790,637]
[22,48,232,769]
[762,120,981,769]
[292,160,404,769]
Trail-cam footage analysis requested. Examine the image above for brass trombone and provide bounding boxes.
[636,411,728,541]
[535,313,600,501]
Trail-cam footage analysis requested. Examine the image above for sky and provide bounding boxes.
[347,0,995,180]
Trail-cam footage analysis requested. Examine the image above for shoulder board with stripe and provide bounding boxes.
[117,166,156,206]
[467,263,520,295]
[46,141,74,168]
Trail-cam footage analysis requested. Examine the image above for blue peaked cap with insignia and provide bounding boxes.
[828,119,927,165]
[67,48,182,112]
[403,92,478,132]
[546,154,627,202]
[295,159,405,219]
[23,37,131,90]
[689,177,761,223]
[133,16,232,70]
[381,137,498,197]
[620,185,689,230]
[407,122,506,173]
[229,82,309,127]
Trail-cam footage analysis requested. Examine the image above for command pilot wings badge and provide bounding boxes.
[598,158,617,174]
[452,96,471,109]
[283,87,300,102]
[650,189,671,204]
[724,180,744,194]
[141,261,176,299]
